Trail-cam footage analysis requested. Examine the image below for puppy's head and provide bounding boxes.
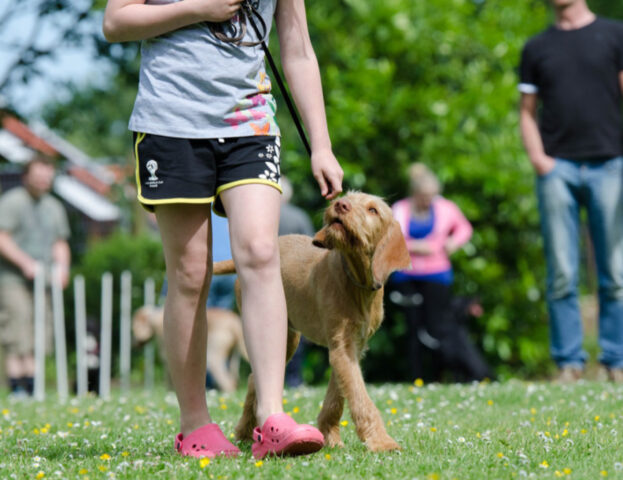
[132,306,156,346]
[313,192,411,285]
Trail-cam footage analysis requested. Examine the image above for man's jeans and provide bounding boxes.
[537,156,623,368]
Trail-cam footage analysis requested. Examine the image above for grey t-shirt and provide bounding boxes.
[0,187,70,284]
[129,0,280,139]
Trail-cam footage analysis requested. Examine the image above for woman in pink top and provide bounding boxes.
[391,163,472,381]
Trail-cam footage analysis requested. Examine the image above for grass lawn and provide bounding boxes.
[1,380,622,479]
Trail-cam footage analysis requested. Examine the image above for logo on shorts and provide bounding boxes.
[146,160,159,181]
[145,159,164,188]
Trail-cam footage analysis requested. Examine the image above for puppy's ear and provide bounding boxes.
[312,225,332,249]
[371,220,411,285]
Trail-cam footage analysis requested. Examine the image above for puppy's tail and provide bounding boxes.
[213,259,236,275]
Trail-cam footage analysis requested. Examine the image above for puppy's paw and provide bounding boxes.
[366,435,401,452]
[234,420,255,442]
[322,428,344,448]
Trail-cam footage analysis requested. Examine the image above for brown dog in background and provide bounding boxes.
[213,192,411,452]
[132,305,248,393]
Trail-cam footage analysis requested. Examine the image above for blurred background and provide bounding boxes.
[0,0,620,386]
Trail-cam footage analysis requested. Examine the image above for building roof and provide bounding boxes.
[0,112,120,223]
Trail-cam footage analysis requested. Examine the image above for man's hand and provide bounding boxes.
[311,148,343,200]
[532,153,556,176]
[20,258,40,281]
[53,264,70,289]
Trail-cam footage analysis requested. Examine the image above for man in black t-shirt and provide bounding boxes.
[519,0,623,383]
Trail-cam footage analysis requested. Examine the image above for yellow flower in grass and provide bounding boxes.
[414,378,424,387]
[563,468,572,475]
[134,406,146,415]
[562,429,568,437]
[390,408,397,415]
[293,406,300,413]
[98,465,108,472]
[430,427,437,432]
[255,460,264,467]
[325,454,331,460]
[487,400,494,406]
[36,472,45,479]
[581,429,587,435]
[340,420,348,427]
[99,453,111,461]
[595,415,600,422]
[540,460,549,468]
[555,471,564,478]
[121,451,129,457]
[78,469,88,475]
[199,458,210,469]
[1,409,9,416]
[496,452,504,458]
[601,471,608,477]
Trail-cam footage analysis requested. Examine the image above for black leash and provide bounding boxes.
[210,0,312,156]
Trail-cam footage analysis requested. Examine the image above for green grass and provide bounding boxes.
[1,380,622,479]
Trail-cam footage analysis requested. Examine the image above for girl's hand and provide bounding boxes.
[187,0,243,23]
[311,148,343,199]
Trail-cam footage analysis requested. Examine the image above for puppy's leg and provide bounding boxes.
[317,371,345,448]
[329,346,400,452]
[234,372,257,441]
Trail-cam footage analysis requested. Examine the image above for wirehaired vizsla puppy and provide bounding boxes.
[214,192,411,451]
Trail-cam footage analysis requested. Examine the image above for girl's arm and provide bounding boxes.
[103,0,243,42]
[275,0,343,199]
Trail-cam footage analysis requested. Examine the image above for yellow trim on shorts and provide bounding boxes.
[215,178,283,196]
[133,131,215,209]
[212,179,283,218]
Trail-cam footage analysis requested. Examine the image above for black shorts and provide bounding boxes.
[133,133,282,216]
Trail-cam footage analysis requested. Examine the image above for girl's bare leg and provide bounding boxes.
[220,185,286,426]
[156,204,212,436]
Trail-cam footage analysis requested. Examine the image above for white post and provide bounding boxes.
[74,275,88,396]
[99,272,113,399]
[119,271,132,392]
[33,264,46,401]
[51,265,68,402]
[143,278,156,390]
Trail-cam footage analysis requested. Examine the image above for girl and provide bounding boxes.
[103,0,343,459]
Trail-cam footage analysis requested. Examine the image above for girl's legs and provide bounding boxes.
[220,184,286,426]
[156,204,213,436]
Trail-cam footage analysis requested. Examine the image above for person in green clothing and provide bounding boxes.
[0,156,71,395]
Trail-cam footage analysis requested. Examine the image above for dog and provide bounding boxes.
[132,305,248,393]
[213,192,411,452]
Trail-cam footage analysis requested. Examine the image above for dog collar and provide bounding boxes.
[341,256,382,292]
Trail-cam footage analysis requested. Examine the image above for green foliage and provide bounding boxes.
[278,0,551,378]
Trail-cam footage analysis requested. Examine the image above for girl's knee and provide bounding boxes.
[169,259,211,298]
[236,237,279,271]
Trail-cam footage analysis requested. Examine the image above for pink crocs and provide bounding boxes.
[175,423,240,458]
[251,413,324,459]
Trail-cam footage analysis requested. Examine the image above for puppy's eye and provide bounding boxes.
[368,207,378,214]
